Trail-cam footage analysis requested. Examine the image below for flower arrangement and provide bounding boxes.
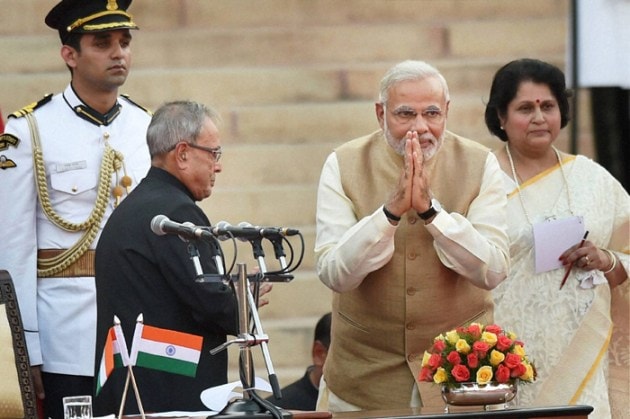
[419,323,536,388]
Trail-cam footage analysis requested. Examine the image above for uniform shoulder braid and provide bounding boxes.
[120,94,152,116]
[9,94,53,119]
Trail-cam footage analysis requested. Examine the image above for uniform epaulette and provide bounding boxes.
[120,94,153,115]
[9,94,53,119]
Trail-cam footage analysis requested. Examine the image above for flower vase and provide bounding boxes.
[440,381,517,413]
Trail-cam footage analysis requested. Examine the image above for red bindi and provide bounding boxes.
[535,99,540,104]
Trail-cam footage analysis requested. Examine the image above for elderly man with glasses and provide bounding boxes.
[93,101,270,414]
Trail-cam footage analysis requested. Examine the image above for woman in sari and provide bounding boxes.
[484,58,629,418]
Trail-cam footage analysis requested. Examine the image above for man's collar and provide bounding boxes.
[63,84,121,126]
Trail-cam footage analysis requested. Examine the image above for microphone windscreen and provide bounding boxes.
[150,214,168,236]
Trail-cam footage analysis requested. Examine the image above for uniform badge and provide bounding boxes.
[0,133,20,151]
[0,155,17,170]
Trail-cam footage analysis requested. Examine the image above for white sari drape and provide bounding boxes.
[493,155,629,419]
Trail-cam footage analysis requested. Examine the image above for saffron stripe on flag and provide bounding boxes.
[96,327,116,395]
[141,325,203,351]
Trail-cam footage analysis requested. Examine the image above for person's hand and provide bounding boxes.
[559,240,607,271]
[256,281,273,308]
[410,133,432,214]
[31,365,45,400]
[384,132,417,219]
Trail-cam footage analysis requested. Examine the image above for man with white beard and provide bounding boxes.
[314,60,510,412]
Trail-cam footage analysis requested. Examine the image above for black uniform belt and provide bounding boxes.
[37,249,96,278]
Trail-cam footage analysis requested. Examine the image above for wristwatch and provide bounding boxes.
[418,198,442,221]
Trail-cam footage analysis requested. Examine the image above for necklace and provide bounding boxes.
[505,143,573,225]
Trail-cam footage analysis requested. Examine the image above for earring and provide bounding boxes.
[500,126,505,130]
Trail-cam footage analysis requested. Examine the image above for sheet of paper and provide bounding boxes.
[533,215,585,273]
[200,377,272,412]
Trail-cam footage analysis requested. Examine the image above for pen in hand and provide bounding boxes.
[559,231,589,290]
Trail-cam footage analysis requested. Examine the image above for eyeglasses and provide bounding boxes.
[386,105,445,125]
[187,143,223,162]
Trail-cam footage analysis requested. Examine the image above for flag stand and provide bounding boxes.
[211,263,292,419]
[117,365,146,419]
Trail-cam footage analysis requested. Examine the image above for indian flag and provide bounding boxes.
[130,322,203,377]
[95,319,129,395]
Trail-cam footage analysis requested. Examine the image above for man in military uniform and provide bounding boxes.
[0,1,151,417]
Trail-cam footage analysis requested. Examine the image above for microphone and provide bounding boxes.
[150,215,214,241]
[211,221,299,241]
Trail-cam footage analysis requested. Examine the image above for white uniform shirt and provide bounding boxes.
[0,85,151,376]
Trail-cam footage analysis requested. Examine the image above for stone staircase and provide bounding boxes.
[1,0,588,388]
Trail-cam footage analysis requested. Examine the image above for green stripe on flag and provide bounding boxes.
[136,352,198,377]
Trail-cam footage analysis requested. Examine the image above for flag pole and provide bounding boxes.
[117,370,131,419]
[128,365,146,419]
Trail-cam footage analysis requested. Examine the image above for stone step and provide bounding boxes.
[1,57,548,116]
[0,14,566,73]
[0,0,567,35]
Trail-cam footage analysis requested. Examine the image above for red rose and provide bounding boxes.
[485,324,502,335]
[419,367,433,381]
[467,324,482,339]
[467,353,479,369]
[434,340,446,352]
[473,341,490,357]
[510,362,527,378]
[503,353,522,369]
[451,364,471,382]
[496,335,513,351]
[495,364,511,383]
[447,350,461,365]
[428,353,442,369]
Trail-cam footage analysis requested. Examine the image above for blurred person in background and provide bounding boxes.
[266,312,331,411]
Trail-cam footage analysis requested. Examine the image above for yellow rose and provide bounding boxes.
[433,367,447,384]
[520,363,534,381]
[482,331,498,347]
[513,344,526,357]
[507,331,518,340]
[446,330,460,345]
[455,338,471,354]
[489,349,505,366]
[476,365,494,384]
[421,351,432,367]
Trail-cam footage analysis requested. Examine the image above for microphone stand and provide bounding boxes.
[187,242,204,278]
[210,264,291,419]
[269,238,288,271]
[193,236,227,283]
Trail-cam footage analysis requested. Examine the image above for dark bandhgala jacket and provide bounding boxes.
[93,167,238,414]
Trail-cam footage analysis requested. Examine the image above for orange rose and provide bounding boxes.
[451,364,471,382]
[495,364,511,383]
[496,335,513,351]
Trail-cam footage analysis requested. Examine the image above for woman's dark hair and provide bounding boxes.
[484,58,572,142]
